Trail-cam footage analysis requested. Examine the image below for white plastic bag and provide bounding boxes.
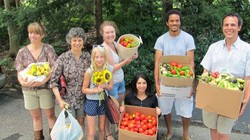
[19,62,50,82]
[50,109,83,140]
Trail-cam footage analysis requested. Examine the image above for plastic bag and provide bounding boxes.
[19,62,50,82]
[50,109,83,140]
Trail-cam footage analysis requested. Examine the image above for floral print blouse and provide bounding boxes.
[15,44,57,91]
[50,50,91,109]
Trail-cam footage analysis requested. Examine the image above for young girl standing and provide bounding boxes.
[82,45,113,140]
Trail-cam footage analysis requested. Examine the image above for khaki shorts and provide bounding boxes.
[202,110,236,134]
[22,89,55,110]
[69,107,85,118]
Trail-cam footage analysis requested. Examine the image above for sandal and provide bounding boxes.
[106,134,115,140]
[161,133,173,140]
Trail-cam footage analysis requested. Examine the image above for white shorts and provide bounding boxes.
[157,95,193,118]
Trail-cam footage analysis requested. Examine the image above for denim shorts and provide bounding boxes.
[84,99,105,116]
[108,80,125,99]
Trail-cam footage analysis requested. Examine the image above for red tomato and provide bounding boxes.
[214,71,219,76]
[122,121,128,127]
[144,130,149,135]
[152,119,157,126]
[135,112,141,117]
[170,69,176,74]
[136,124,142,129]
[147,123,153,129]
[138,128,144,133]
[133,127,139,132]
[148,129,154,135]
[142,124,148,130]
[151,126,157,133]
[128,123,135,129]
[142,119,147,124]
[122,117,129,121]
[180,70,185,76]
[135,116,141,121]
[189,71,193,76]
[177,64,183,68]
[170,62,178,67]
[140,114,145,121]
[211,73,217,78]
[124,113,130,118]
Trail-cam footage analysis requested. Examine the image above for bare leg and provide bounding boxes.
[30,108,43,131]
[118,93,125,106]
[182,117,190,139]
[86,115,96,140]
[77,116,85,137]
[98,115,106,140]
[164,114,172,136]
[105,117,115,140]
[210,129,219,140]
[43,107,56,129]
[218,133,230,140]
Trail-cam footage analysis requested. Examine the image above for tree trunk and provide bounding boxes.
[4,0,20,58]
[95,0,103,44]
[161,0,173,24]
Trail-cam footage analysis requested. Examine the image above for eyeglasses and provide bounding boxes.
[93,45,104,48]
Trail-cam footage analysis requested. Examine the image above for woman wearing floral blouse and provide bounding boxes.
[50,27,91,134]
[15,22,57,140]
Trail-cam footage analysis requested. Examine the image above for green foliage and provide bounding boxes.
[0,0,95,55]
[0,57,15,72]
[1,0,250,90]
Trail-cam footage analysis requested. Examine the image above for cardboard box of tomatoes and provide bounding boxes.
[118,105,158,140]
[159,55,194,98]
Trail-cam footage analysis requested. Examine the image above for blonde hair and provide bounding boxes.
[90,45,109,71]
[99,20,119,35]
[27,22,46,36]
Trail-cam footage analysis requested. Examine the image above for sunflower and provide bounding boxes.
[103,69,112,82]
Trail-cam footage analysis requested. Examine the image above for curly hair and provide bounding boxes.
[66,27,87,46]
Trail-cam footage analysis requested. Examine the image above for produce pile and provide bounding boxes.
[198,72,245,91]
[120,112,157,136]
[27,63,50,76]
[119,37,139,48]
[160,62,193,78]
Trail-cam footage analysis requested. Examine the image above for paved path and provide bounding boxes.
[0,91,250,140]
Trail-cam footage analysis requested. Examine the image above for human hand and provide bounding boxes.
[132,53,138,59]
[239,99,249,116]
[188,88,194,98]
[120,106,125,113]
[58,99,69,110]
[124,57,133,65]
[156,84,161,96]
[156,107,161,115]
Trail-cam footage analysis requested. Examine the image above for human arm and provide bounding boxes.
[104,44,134,73]
[154,50,163,96]
[152,94,161,115]
[239,76,250,116]
[187,50,195,97]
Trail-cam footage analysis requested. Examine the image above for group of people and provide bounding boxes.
[14,8,250,140]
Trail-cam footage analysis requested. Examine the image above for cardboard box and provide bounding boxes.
[195,81,244,119]
[160,85,191,98]
[159,55,194,97]
[118,105,158,140]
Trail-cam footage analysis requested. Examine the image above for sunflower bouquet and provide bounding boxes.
[92,69,112,106]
